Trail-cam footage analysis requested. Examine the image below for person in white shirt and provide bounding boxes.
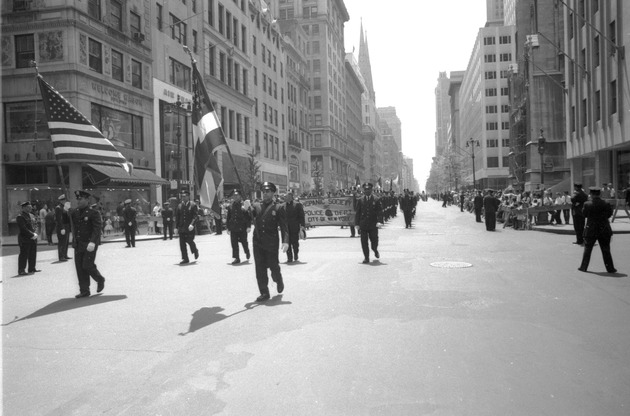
[562,191,571,224]
[553,192,564,225]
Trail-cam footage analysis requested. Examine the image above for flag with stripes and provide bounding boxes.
[191,61,227,216]
[37,75,130,171]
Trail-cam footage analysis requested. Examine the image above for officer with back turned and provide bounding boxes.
[55,194,72,261]
[571,182,588,246]
[578,187,617,273]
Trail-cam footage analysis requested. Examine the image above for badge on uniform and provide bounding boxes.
[84,217,88,221]
[272,210,276,216]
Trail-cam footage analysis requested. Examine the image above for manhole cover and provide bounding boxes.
[430,261,473,268]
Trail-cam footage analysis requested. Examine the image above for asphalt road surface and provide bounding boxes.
[3,200,629,415]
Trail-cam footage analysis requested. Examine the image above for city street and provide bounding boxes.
[2,199,630,416]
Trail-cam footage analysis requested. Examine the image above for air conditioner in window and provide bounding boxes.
[132,32,145,42]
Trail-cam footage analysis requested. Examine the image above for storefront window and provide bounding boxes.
[91,103,143,150]
[160,101,191,184]
[618,150,630,191]
[4,101,49,142]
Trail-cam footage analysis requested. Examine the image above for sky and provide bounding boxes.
[341,0,488,190]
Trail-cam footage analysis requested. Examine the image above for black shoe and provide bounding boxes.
[277,280,284,294]
[97,278,105,293]
[608,269,618,273]
[572,242,583,245]
[246,252,250,260]
[232,259,241,264]
[374,250,380,259]
[59,258,68,262]
[194,249,199,259]
[28,269,41,274]
[294,255,298,262]
[578,267,587,272]
[64,257,72,260]
[362,258,370,264]
[256,293,270,302]
[125,245,131,248]
[287,258,293,263]
[75,291,90,298]
[180,259,190,264]
[18,271,28,276]
[163,238,167,240]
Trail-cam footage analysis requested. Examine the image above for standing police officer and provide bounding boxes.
[161,201,174,240]
[55,194,72,261]
[175,190,199,264]
[578,187,617,273]
[226,189,251,264]
[71,190,105,298]
[283,191,305,263]
[355,182,383,263]
[473,190,484,223]
[571,183,588,246]
[122,199,137,248]
[16,201,40,275]
[251,182,289,301]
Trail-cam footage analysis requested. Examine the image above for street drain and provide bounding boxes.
[430,261,473,268]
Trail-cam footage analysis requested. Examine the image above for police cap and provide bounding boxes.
[589,186,601,195]
[20,201,31,207]
[362,182,374,190]
[261,182,277,192]
[57,194,66,201]
[75,190,92,199]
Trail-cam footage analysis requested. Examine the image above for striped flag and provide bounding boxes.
[191,61,226,216]
[37,75,130,171]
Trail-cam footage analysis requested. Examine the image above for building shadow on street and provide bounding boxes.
[2,294,128,326]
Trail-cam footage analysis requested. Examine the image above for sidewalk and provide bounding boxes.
[532,219,630,234]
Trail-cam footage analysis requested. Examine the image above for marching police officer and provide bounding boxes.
[70,190,105,298]
[161,201,174,240]
[16,201,40,276]
[226,189,251,264]
[283,191,305,263]
[355,182,383,263]
[578,187,617,273]
[122,199,137,247]
[251,182,288,301]
[175,189,199,264]
[55,194,72,261]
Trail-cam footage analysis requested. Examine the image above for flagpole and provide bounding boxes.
[184,46,244,192]
[32,61,70,198]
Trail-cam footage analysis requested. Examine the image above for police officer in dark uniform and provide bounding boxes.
[400,189,414,228]
[473,190,484,222]
[175,189,199,264]
[71,190,105,298]
[55,194,72,261]
[251,182,289,301]
[355,182,383,263]
[161,201,174,240]
[226,189,251,264]
[122,199,137,247]
[16,201,40,275]
[571,182,588,245]
[283,191,305,263]
[483,189,501,231]
[578,187,617,273]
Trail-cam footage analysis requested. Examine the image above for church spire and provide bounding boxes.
[358,21,376,100]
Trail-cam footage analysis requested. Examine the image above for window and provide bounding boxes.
[170,13,186,44]
[14,34,34,68]
[219,52,225,82]
[486,122,498,130]
[208,0,214,27]
[485,88,497,97]
[487,157,499,168]
[502,138,510,147]
[485,71,496,79]
[582,98,587,127]
[312,41,320,54]
[242,68,248,95]
[484,54,496,63]
[88,38,103,73]
[502,156,510,167]
[156,3,163,30]
[131,59,142,89]
[502,121,510,130]
[313,77,321,90]
[244,117,249,144]
[88,0,101,20]
[610,80,617,114]
[5,101,49,142]
[192,30,198,53]
[169,58,191,90]
[500,70,510,78]
[501,104,510,113]
[130,11,141,34]
[313,59,321,72]
[234,63,240,91]
[499,35,511,44]
[110,0,122,31]
[485,105,498,114]
[312,24,319,35]
[500,53,512,62]
[484,36,495,45]
[501,87,509,96]
[264,133,269,157]
[218,4,224,34]
[594,35,600,67]
[91,103,143,150]
[313,96,322,109]
[314,134,322,147]
[253,35,257,54]
[111,50,123,81]
[263,103,267,121]
[227,58,232,86]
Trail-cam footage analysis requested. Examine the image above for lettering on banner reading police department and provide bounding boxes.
[301,196,355,226]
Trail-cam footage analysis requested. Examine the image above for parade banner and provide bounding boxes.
[301,196,355,226]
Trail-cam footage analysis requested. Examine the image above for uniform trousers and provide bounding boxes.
[403,210,413,227]
[253,243,282,296]
[573,215,585,244]
[124,225,136,247]
[74,247,104,293]
[580,235,616,272]
[45,224,55,244]
[179,231,197,261]
[360,228,379,259]
[474,208,483,222]
[57,230,69,259]
[230,230,250,259]
[163,221,174,239]
[485,212,497,231]
[18,240,37,273]
[286,229,300,261]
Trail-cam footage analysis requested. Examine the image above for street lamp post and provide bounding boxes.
[465,138,480,190]
[537,129,546,187]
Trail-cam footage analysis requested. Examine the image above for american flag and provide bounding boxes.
[37,75,129,169]
[191,61,227,217]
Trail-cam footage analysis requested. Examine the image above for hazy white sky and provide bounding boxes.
[342,0,488,190]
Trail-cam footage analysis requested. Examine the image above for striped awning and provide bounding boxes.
[87,164,169,186]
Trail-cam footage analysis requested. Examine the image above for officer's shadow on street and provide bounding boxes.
[360,260,386,266]
[179,296,292,336]
[581,270,627,278]
[2,294,128,326]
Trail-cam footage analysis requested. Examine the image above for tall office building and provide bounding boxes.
[378,106,402,189]
[435,72,451,156]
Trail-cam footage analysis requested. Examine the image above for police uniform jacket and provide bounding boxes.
[176,201,198,233]
[226,201,251,233]
[583,197,613,238]
[252,200,288,249]
[161,207,174,224]
[355,195,383,230]
[123,205,137,226]
[474,195,484,210]
[283,200,305,233]
[71,206,102,250]
[483,195,500,213]
[16,211,37,244]
[571,189,588,217]
[54,203,71,232]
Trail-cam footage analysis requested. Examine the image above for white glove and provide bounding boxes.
[246,228,251,233]
[128,222,132,226]
[243,200,251,209]
[281,243,289,253]
[31,233,38,240]
[63,202,71,211]
[87,242,95,252]
[61,229,66,235]
[188,225,194,231]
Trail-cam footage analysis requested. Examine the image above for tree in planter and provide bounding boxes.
[241,150,261,200]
